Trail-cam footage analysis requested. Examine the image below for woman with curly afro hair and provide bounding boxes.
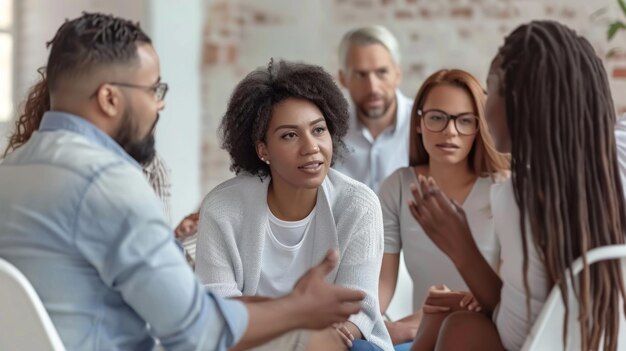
[195,59,393,351]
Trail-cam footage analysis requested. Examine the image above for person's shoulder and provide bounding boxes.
[327,168,379,207]
[489,176,514,207]
[201,173,267,211]
[26,130,137,181]
[379,166,414,194]
[209,173,263,196]
[397,90,413,104]
[396,90,414,126]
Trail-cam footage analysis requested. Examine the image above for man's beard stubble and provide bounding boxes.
[358,94,393,120]
[113,108,158,165]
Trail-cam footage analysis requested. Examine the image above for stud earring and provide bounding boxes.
[261,158,270,165]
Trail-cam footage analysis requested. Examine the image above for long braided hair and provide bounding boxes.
[3,68,49,157]
[498,20,626,350]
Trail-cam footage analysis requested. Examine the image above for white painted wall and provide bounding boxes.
[147,0,203,224]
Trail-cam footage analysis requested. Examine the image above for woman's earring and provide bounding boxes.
[261,158,270,165]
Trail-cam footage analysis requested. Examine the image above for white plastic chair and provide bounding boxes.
[521,245,626,350]
[0,257,66,351]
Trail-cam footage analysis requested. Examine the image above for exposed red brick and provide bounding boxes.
[211,1,228,15]
[458,27,472,39]
[409,63,424,76]
[219,27,231,38]
[613,67,626,79]
[253,12,268,24]
[451,6,473,18]
[352,0,374,8]
[560,6,576,19]
[483,5,519,19]
[395,9,414,19]
[201,141,211,155]
[203,43,219,65]
[226,45,238,64]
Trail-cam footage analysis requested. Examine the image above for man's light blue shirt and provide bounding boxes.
[0,111,248,350]
[333,90,413,193]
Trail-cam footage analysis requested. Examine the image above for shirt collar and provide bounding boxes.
[39,111,141,169]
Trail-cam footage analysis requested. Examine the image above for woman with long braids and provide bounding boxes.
[408,20,626,350]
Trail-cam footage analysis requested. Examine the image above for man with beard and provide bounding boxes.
[334,26,413,192]
[1,69,174,228]
[0,13,365,351]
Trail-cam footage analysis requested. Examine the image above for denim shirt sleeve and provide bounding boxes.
[73,162,248,350]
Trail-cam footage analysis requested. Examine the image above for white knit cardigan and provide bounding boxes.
[196,168,393,350]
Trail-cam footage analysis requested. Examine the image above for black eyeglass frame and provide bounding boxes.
[108,81,169,102]
[417,108,480,136]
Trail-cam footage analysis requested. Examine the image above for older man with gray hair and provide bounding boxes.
[334,25,413,193]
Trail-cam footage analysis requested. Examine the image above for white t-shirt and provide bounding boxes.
[256,207,317,297]
[334,90,414,193]
[491,179,549,351]
[378,167,501,309]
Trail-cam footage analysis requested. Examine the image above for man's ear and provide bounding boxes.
[338,69,347,88]
[394,64,402,86]
[95,84,122,118]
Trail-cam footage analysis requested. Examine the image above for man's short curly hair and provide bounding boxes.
[219,59,350,178]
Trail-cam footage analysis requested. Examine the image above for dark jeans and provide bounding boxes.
[350,339,384,351]
[394,341,413,351]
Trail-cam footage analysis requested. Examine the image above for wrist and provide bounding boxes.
[247,294,304,332]
[279,293,309,329]
[452,240,482,269]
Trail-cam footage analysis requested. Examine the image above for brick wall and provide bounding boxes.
[200,0,626,192]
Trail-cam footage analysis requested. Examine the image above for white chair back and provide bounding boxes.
[521,245,626,350]
[0,257,66,351]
